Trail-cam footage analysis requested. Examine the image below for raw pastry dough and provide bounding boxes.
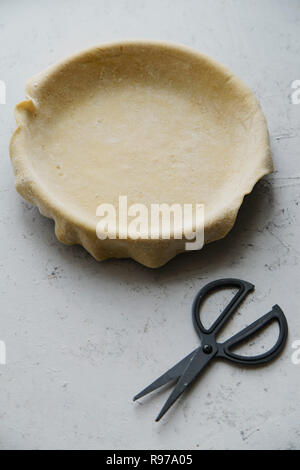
[10,41,272,267]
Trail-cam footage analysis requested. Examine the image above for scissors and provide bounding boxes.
[133,278,288,421]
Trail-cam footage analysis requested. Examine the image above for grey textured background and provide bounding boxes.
[0,0,300,450]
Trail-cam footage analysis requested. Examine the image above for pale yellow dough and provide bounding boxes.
[10,41,272,268]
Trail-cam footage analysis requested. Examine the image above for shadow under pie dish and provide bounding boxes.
[10,41,272,268]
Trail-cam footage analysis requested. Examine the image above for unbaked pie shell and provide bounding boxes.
[10,41,272,268]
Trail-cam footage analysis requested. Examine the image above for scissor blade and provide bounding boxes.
[156,347,213,422]
[133,349,198,401]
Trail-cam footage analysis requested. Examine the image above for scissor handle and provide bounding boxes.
[218,304,288,365]
[192,278,254,338]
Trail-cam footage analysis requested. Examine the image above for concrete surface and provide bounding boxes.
[0,0,300,450]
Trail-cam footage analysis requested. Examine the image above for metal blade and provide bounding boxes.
[133,349,198,401]
[155,347,214,421]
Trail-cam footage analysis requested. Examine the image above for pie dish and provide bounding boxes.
[10,41,272,268]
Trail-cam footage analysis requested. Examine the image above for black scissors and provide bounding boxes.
[133,278,288,421]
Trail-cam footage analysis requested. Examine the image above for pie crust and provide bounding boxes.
[10,41,272,268]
